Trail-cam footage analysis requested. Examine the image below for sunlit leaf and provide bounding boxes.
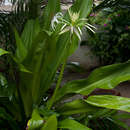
[59,118,91,130]
[56,61,130,101]
[0,48,9,56]
[19,64,32,73]
[27,109,44,130]
[86,95,130,112]
[41,115,57,130]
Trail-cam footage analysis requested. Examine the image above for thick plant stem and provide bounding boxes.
[47,59,66,110]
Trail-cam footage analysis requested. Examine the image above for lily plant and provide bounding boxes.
[0,0,130,130]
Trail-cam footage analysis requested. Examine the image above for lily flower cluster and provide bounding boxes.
[51,8,96,41]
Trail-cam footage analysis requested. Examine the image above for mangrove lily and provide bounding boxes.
[51,8,96,41]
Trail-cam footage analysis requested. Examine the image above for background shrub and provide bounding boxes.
[86,1,130,64]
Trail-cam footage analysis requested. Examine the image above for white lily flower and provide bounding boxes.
[51,8,96,41]
[59,26,70,35]
[51,12,63,30]
[74,28,81,41]
[68,9,80,23]
[78,27,82,35]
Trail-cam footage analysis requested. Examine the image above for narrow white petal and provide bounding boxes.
[51,21,55,30]
[85,25,95,33]
[78,27,82,35]
[62,19,70,25]
[60,24,67,31]
[74,28,81,41]
[56,12,63,18]
[80,18,88,21]
[71,26,74,34]
[59,27,70,35]
[86,23,97,29]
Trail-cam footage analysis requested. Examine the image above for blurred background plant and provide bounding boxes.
[84,0,130,65]
[0,0,42,52]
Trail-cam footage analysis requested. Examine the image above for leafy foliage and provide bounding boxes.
[59,118,91,130]
[55,60,130,101]
[87,0,130,64]
[0,0,130,130]
[86,95,130,112]
[0,107,20,129]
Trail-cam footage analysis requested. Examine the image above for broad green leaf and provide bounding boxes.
[42,0,60,29]
[14,29,27,63]
[12,57,31,73]
[40,32,70,96]
[18,31,49,117]
[19,64,32,73]
[71,0,93,18]
[0,48,9,56]
[39,0,94,97]
[41,115,57,130]
[56,99,98,116]
[86,95,130,112]
[21,19,40,50]
[58,118,91,130]
[55,61,130,101]
[27,109,44,130]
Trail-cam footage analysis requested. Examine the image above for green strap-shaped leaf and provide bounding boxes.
[41,115,57,130]
[71,0,93,18]
[14,29,27,63]
[42,0,60,29]
[58,118,91,130]
[27,109,44,130]
[19,64,32,73]
[21,19,40,50]
[56,99,99,116]
[0,48,9,56]
[12,57,31,73]
[85,95,130,112]
[55,61,130,101]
